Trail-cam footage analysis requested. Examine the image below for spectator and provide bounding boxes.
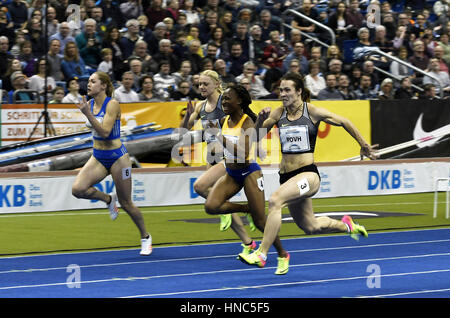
[317,73,344,100]
[146,0,166,30]
[394,76,417,99]
[287,59,301,74]
[49,22,76,55]
[349,63,362,89]
[173,12,190,38]
[283,41,308,74]
[49,86,65,104]
[148,22,169,56]
[433,45,449,73]
[0,7,14,42]
[309,46,327,75]
[47,39,64,82]
[102,26,126,81]
[201,57,214,72]
[98,0,124,31]
[2,58,22,92]
[76,18,102,68]
[408,40,430,82]
[248,24,266,65]
[27,17,46,58]
[17,41,37,78]
[231,22,250,60]
[263,30,289,69]
[235,60,270,99]
[97,48,114,79]
[138,75,161,102]
[393,26,408,51]
[62,77,82,103]
[423,58,450,96]
[137,14,154,44]
[188,73,203,100]
[373,25,394,54]
[114,71,140,103]
[362,60,380,90]
[236,7,254,27]
[180,0,201,26]
[420,83,440,100]
[327,1,352,46]
[162,17,175,41]
[89,7,107,37]
[165,0,180,22]
[8,0,28,29]
[61,41,90,82]
[390,46,414,78]
[354,74,378,100]
[227,41,246,77]
[119,19,143,60]
[438,32,450,63]
[0,36,13,81]
[7,71,34,103]
[120,0,144,21]
[28,57,56,102]
[290,0,318,35]
[325,44,343,66]
[153,60,177,100]
[355,27,372,48]
[328,58,344,79]
[210,26,231,60]
[173,59,192,87]
[183,39,203,75]
[129,40,157,75]
[346,0,364,36]
[152,38,181,72]
[378,78,395,100]
[259,9,280,42]
[218,11,234,40]
[214,58,236,87]
[288,28,302,50]
[128,58,144,92]
[199,10,219,44]
[170,79,194,101]
[337,74,356,100]
[305,61,326,99]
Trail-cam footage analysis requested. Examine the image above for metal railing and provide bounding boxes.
[283,9,336,45]
[12,89,39,103]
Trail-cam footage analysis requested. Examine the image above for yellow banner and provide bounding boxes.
[121,100,372,164]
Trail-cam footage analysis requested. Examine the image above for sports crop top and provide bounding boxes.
[277,102,318,154]
[222,114,253,161]
[199,94,225,144]
[89,97,121,141]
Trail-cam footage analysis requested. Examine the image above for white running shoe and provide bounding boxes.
[140,234,152,256]
[107,193,119,221]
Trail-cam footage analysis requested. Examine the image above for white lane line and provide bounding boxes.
[1,252,449,292]
[123,268,450,298]
[2,238,450,275]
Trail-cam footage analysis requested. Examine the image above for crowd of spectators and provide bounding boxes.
[1,0,450,104]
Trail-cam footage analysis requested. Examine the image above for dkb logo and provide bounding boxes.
[368,170,401,190]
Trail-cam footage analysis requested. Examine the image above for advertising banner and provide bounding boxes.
[1,160,448,214]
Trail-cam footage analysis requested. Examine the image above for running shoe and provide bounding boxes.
[107,193,119,221]
[341,215,368,241]
[246,213,256,232]
[219,214,232,231]
[140,234,152,256]
[236,240,257,259]
[238,248,266,268]
[275,253,290,275]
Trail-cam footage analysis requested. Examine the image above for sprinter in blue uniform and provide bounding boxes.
[71,71,152,256]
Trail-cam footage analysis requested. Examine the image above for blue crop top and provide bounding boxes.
[89,97,121,141]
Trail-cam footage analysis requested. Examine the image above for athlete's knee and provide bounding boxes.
[204,198,220,215]
[193,179,208,198]
[268,192,283,212]
[72,183,88,199]
[117,197,134,212]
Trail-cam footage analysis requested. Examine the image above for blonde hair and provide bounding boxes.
[94,71,114,97]
[200,70,223,94]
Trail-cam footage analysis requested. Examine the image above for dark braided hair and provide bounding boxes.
[226,83,257,122]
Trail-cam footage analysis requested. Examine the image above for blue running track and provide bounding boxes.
[1,228,450,298]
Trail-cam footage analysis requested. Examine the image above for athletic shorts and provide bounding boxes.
[279,163,320,185]
[226,162,261,187]
[93,144,128,170]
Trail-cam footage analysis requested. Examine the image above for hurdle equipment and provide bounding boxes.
[433,177,450,219]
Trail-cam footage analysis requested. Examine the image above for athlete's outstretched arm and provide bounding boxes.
[309,104,379,160]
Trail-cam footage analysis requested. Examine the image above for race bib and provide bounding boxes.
[279,125,310,153]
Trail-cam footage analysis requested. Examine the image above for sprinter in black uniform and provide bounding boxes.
[239,72,379,271]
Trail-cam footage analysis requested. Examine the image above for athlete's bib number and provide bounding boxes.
[279,126,310,153]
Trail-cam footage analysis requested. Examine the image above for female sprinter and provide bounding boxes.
[72,71,152,256]
[205,84,290,275]
[239,72,378,270]
[179,70,255,237]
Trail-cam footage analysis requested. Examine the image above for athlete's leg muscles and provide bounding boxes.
[72,156,110,203]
